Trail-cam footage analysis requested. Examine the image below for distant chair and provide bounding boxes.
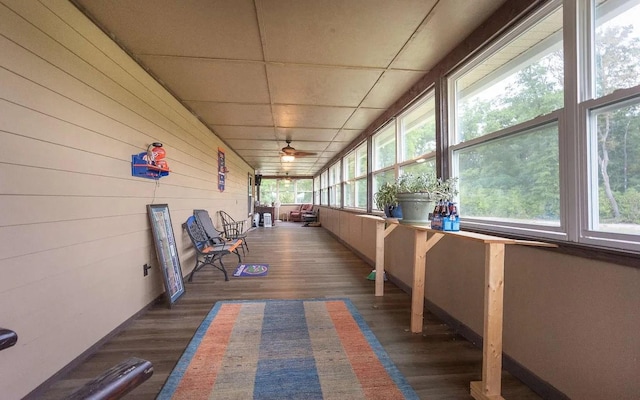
[289,203,314,222]
[218,210,249,256]
[183,215,241,281]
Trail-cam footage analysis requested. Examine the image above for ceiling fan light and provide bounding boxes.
[281,154,295,162]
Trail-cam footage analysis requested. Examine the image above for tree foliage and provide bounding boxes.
[457,23,640,227]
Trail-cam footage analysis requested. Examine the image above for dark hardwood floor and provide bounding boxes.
[39,222,541,399]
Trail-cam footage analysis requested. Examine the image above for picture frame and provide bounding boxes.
[147,204,185,307]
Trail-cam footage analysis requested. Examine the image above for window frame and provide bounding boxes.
[343,141,368,209]
[447,0,567,241]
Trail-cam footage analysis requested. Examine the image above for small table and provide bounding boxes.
[356,215,556,400]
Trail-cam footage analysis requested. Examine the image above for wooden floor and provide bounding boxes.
[39,222,541,399]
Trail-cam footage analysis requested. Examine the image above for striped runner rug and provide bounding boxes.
[157,298,418,399]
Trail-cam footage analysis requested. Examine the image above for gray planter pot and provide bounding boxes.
[396,192,435,226]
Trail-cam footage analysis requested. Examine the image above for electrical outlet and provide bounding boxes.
[143,263,151,276]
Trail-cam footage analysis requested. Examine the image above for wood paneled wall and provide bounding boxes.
[0,1,253,398]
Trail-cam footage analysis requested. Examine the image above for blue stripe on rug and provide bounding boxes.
[254,300,323,399]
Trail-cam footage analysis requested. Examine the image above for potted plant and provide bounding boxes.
[374,181,402,218]
[395,172,458,226]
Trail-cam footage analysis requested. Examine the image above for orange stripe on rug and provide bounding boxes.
[326,300,406,400]
[172,303,241,399]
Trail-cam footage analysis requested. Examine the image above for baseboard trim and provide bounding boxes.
[23,295,163,400]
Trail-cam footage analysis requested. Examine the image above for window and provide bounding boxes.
[582,0,640,247]
[399,94,437,181]
[373,123,396,170]
[259,179,277,205]
[313,176,320,205]
[370,95,438,211]
[258,178,313,204]
[400,98,436,162]
[320,170,329,205]
[296,179,313,204]
[400,159,436,177]
[456,122,560,224]
[453,7,563,143]
[372,123,397,210]
[344,142,368,209]
[594,0,640,97]
[329,162,341,207]
[449,2,564,235]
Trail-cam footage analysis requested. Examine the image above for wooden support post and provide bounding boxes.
[409,231,445,333]
[471,242,506,400]
[410,230,428,333]
[374,219,385,296]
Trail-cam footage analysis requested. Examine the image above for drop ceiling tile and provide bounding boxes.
[210,126,276,140]
[334,129,363,143]
[273,105,355,129]
[343,108,386,130]
[139,56,269,103]
[275,128,339,141]
[267,64,382,107]
[391,0,507,70]
[259,0,436,67]
[225,139,281,150]
[325,142,350,152]
[361,70,426,108]
[186,102,273,126]
[242,154,281,162]
[74,0,263,59]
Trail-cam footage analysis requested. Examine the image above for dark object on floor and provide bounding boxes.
[66,357,153,400]
[0,328,17,351]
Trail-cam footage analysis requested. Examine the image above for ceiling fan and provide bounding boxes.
[280,139,317,162]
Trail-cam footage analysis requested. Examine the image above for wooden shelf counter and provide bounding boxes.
[356,214,556,400]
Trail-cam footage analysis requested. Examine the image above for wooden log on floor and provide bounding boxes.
[66,357,153,400]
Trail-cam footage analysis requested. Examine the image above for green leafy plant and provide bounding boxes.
[396,172,458,201]
[374,181,399,210]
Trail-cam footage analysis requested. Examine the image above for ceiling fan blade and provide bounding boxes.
[293,151,317,157]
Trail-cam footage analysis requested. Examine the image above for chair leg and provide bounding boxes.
[188,259,202,282]
[218,258,229,281]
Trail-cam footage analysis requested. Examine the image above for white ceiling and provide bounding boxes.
[72,0,507,176]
